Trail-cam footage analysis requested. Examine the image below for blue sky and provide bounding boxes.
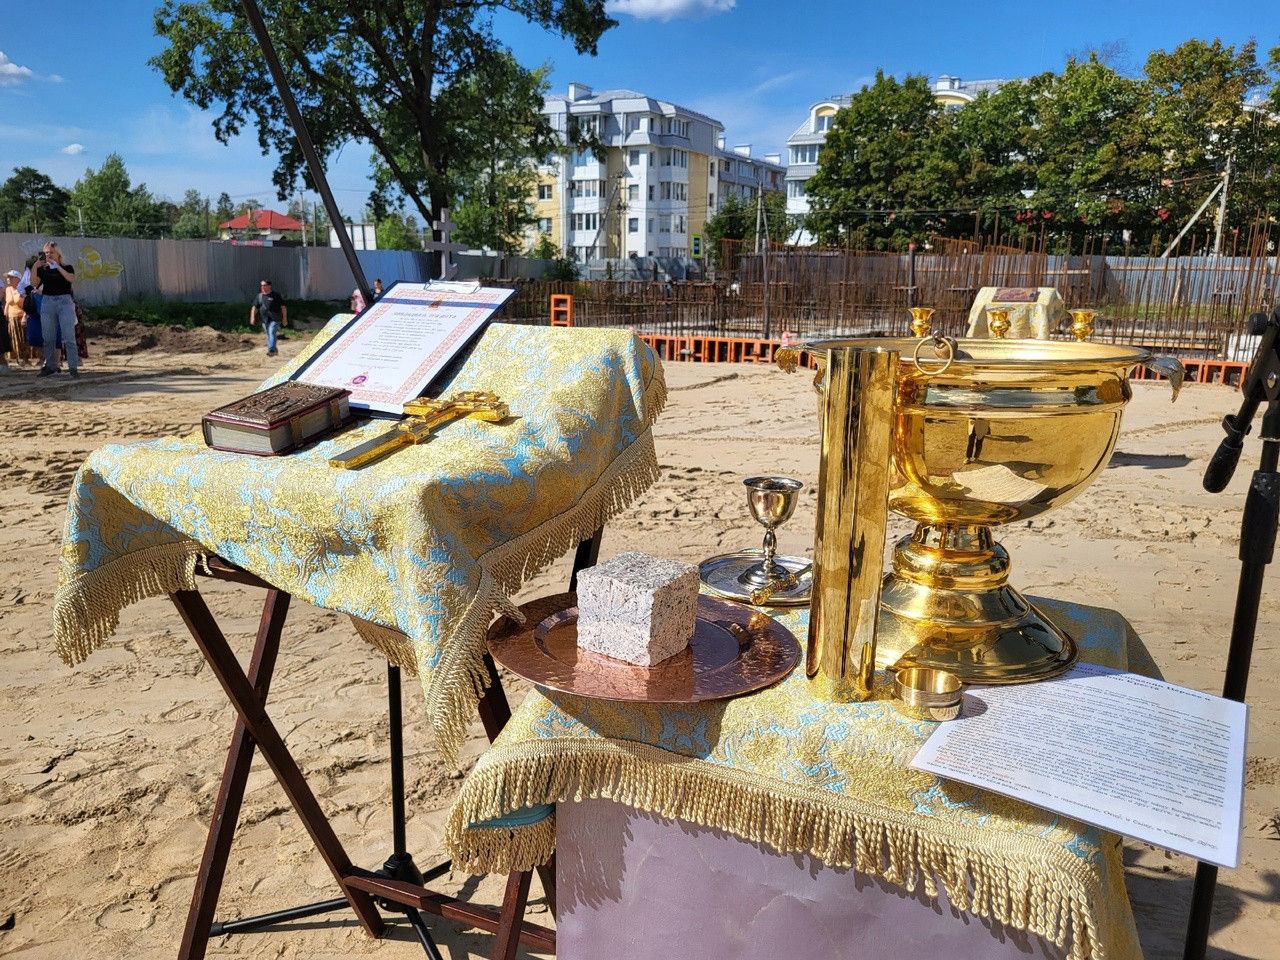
[1,0,1278,222]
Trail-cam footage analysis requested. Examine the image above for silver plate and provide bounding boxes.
[698,550,812,606]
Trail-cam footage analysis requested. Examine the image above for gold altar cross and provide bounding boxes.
[328,390,508,469]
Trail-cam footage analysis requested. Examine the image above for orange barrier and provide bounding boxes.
[1132,359,1249,386]
[550,294,573,327]
[634,333,823,370]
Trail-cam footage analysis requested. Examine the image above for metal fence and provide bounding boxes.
[0,232,440,306]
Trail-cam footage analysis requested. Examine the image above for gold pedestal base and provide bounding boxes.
[875,523,1078,684]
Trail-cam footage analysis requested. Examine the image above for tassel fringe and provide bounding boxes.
[446,738,1109,960]
[53,542,208,667]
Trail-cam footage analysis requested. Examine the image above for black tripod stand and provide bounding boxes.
[1183,306,1280,960]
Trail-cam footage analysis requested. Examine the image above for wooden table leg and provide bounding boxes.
[176,588,289,960]
[171,588,384,941]
[491,870,533,960]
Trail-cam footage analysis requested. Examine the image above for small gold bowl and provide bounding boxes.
[893,667,964,722]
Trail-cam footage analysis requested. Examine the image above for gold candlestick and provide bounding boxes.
[1069,309,1098,342]
[987,308,1011,339]
[908,307,935,338]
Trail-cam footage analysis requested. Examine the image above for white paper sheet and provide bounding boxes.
[910,662,1248,868]
[292,281,516,414]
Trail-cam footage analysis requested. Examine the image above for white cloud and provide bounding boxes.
[0,52,35,86]
[62,143,85,155]
[606,0,735,21]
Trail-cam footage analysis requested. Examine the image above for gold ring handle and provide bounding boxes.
[912,336,956,376]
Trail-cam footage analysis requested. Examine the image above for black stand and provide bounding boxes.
[204,529,603,954]
[1183,309,1280,960]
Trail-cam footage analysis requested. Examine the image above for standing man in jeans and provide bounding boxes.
[34,241,79,379]
[249,279,287,356]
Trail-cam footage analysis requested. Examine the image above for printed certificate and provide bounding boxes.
[292,281,516,415]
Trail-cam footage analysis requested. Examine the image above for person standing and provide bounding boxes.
[34,242,78,378]
[373,278,384,299]
[249,279,287,356]
[4,270,36,367]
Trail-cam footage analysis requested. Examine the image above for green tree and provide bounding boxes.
[69,154,168,237]
[945,80,1041,242]
[804,71,958,249]
[1145,39,1270,240]
[447,55,549,255]
[375,210,422,251]
[214,191,236,223]
[172,188,213,239]
[151,0,616,240]
[1021,56,1154,248]
[704,192,789,265]
[0,166,70,234]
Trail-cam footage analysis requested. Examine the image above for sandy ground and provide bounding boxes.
[0,321,1276,960]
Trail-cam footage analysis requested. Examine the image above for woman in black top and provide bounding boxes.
[35,241,78,378]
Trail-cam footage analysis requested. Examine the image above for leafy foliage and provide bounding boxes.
[0,167,70,234]
[69,154,170,238]
[151,0,616,238]
[704,192,789,266]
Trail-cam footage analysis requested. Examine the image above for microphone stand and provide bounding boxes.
[1183,307,1280,960]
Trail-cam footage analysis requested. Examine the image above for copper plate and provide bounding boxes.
[488,592,800,703]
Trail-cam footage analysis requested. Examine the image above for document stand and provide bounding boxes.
[168,540,600,960]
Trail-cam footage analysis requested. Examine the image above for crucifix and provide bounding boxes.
[328,391,508,469]
[422,206,469,280]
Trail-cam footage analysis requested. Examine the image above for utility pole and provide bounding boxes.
[1213,154,1232,257]
[758,191,772,340]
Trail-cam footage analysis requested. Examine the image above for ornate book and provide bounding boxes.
[202,381,354,455]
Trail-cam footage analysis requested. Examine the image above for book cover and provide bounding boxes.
[202,381,354,455]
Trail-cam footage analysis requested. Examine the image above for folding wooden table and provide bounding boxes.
[167,546,599,960]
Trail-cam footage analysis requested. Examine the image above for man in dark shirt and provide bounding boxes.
[249,279,288,356]
[34,241,79,378]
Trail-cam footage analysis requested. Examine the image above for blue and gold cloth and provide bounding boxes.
[448,597,1154,960]
[54,320,666,762]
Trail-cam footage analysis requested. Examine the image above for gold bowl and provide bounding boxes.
[802,337,1149,684]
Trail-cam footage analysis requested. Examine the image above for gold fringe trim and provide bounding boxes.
[53,541,208,667]
[446,738,1110,960]
[424,426,662,765]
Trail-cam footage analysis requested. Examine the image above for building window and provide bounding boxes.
[573,179,599,198]
[537,184,553,201]
[628,217,639,233]
[628,184,640,202]
[674,215,686,234]
[648,185,655,201]
[790,144,820,165]
[572,212,598,231]
[815,113,833,133]
[627,115,642,134]
[658,215,671,234]
[537,217,552,233]
[787,180,808,199]
[629,149,641,166]
[709,194,715,212]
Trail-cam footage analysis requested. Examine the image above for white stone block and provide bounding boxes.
[576,552,700,666]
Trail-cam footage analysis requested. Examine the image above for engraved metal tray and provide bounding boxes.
[488,593,799,703]
[698,550,812,606]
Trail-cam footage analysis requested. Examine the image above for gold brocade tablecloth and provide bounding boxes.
[54,320,666,763]
[447,596,1154,960]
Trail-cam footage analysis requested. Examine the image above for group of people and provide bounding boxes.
[2,241,84,378]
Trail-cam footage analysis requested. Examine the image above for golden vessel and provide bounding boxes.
[796,336,1151,684]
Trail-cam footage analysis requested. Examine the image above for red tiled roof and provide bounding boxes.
[217,208,304,231]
